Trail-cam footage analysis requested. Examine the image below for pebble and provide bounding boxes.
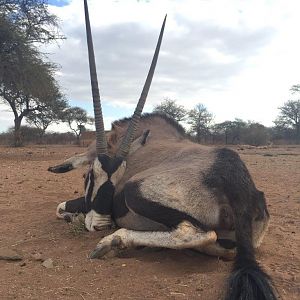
[31,253,44,262]
[42,258,54,269]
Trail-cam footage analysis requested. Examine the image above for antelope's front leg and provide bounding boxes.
[56,197,87,221]
[90,221,217,259]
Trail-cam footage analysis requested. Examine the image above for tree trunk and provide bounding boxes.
[76,134,80,145]
[296,123,300,144]
[38,129,45,144]
[13,117,23,147]
[196,130,201,143]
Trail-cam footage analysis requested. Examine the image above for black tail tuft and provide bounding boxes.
[226,258,277,300]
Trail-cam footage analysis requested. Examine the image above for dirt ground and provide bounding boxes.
[0,145,299,300]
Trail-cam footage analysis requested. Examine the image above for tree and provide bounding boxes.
[290,84,300,94]
[0,0,63,44]
[153,98,186,122]
[217,119,247,144]
[213,121,234,144]
[274,100,300,143]
[243,122,269,146]
[0,1,64,146]
[187,103,213,143]
[64,107,94,143]
[26,96,68,140]
[0,46,63,146]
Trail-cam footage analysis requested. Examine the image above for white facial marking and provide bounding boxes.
[91,158,109,202]
[64,152,90,168]
[85,210,112,232]
[56,201,66,219]
[110,161,127,186]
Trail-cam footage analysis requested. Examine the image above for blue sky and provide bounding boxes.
[48,0,70,7]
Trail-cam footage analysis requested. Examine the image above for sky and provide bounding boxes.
[1,0,300,132]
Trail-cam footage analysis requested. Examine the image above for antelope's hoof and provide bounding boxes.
[89,236,122,259]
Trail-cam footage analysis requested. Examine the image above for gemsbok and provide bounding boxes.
[49,1,277,299]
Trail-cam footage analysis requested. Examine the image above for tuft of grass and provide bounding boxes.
[68,213,86,236]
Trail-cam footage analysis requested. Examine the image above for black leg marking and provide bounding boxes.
[123,181,209,231]
[65,197,87,214]
[217,239,236,249]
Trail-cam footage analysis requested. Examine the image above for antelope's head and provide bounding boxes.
[82,0,166,231]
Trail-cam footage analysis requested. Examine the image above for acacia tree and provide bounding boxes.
[0,42,63,146]
[0,0,63,43]
[64,107,94,143]
[220,119,247,144]
[274,100,300,143]
[26,94,68,140]
[0,1,64,146]
[187,103,213,143]
[153,98,186,122]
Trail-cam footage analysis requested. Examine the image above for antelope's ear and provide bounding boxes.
[129,130,151,155]
[140,129,150,146]
[107,131,118,152]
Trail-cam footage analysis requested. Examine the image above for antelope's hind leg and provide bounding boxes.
[193,240,236,260]
[90,220,217,259]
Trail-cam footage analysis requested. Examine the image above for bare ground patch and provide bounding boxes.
[0,145,299,299]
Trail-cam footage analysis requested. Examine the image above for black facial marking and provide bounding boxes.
[85,170,94,212]
[91,180,115,215]
[122,181,209,231]
[97,155,124,178]
[48,163,73,173]
[112,189,129,219]
[65,196,87,214]
[84,156,122,216]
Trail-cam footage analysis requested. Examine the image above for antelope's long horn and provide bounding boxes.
[84,0,107,155]
[117,15,167,158]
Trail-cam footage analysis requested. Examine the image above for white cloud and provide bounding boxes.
[2,0,300,132]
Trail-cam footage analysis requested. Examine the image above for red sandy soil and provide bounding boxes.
[0,145,299,300]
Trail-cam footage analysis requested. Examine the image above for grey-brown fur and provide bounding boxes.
[50,113,276,300]
[51,113,269,244]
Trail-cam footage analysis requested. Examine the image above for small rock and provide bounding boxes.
[0,248,22,261]
[19,262,26,267]
[42,258,54,269]
[121,263,126,267]
[31,253,44,262]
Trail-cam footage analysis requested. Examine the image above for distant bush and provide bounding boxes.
[0,126,76,145]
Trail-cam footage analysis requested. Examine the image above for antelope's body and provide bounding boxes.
[49,2,277,299]
[51,114,274,299]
